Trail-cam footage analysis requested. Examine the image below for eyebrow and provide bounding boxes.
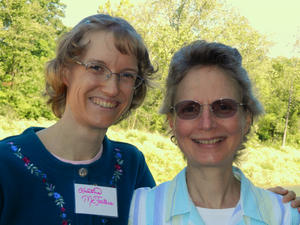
[87,59,138,73]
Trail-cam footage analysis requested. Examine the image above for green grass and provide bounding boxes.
[1,116,299,188]
[0,116,56,139]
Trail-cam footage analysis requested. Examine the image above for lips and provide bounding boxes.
[192,137,224,144]
[89,97,118,108]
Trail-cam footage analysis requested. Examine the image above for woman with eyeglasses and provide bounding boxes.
[0,15,299,225]
[129,40,300,225]
[0,14,156,225]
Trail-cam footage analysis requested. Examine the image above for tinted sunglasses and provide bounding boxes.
[172,99,245,120]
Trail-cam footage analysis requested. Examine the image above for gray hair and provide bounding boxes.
[160,40,263,118]
[160,40,264,157]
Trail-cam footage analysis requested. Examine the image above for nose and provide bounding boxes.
[197,106,216,130]
[101,74,120,97]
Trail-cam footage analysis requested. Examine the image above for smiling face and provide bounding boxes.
[62,31,137,129]
[168,66,251,168]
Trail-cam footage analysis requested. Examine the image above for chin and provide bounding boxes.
[189,155,233,168]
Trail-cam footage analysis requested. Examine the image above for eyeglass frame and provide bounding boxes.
[73,60,144,89]
[170,98,246,120]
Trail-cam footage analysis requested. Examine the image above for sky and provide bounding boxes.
[60,0,300,58]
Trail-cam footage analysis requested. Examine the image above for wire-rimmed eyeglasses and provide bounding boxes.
[74,60,144,89]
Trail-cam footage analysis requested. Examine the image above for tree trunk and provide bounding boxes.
[282,81,294,147]
[131,110,138,130]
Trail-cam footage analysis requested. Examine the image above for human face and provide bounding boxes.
[168,66,251,168]
[63,31,137,129]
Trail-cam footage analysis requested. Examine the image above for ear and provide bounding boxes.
[167,113,175,130]
[243,111,253,135]
[62,67,71,87]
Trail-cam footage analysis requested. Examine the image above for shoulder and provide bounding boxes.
[0,127,33,153]
[0,127,44,164]
[129,180,178,225]
[237,166,282,206]
[258,188,300,224]
[0,127,44,187]
[132,180,172,207]
[104,136,156,188]
[0,127,44,145]
[136,180,171,195]
[236,167,300,224]
[105,136,138,150]
[130,181,171,214]
[104,136,145,160]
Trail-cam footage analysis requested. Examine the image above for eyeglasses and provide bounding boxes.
[171,99,245,120]
[74,60,144,89]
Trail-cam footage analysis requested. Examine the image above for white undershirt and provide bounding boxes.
[51,144,103,165]
[196,205,236,225]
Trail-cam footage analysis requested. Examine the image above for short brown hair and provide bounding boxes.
[45,14,155,120]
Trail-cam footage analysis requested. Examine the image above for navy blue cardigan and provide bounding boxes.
[0,127,155,225]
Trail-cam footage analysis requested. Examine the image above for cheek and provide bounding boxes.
[125,89,134,105]
[228,120,243,134]
[225,116,247,141]
[174,119,193,138]
[68,83,81,96]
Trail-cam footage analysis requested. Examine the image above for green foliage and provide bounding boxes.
[0,0,299,145]
[0,0,67,119]
[256,57,300,145]
[98,0,273,134]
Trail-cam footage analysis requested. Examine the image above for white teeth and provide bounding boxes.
[194,138,222,144]
[90,97,117,108]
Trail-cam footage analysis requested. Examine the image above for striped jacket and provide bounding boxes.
[129,167,300,225]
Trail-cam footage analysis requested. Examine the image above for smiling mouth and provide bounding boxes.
[90,97,118,108]
[192,138,224,144]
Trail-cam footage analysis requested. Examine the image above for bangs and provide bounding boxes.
[112,27,144,59]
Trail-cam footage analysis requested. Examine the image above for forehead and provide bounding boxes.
[175,66,241,102]
[80,31,137,67]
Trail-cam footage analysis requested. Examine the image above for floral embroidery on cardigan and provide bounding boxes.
[110,147,123,187]
[102,147,124,224]
[7,142,71,225]
[7,142,124,225]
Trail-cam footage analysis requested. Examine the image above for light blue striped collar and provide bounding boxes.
[167,167,204,223]
[167,166,268,224]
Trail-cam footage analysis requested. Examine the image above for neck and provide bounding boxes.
[186,164,240,209]
[37,116,107,161]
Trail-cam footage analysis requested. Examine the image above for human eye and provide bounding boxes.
[87,63,106,74]
[183,104,197,113]
[120,72,136,81]
[214,99,235,112]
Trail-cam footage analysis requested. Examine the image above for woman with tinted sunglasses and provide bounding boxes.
[0,15,298,225]
[129,40,300,224]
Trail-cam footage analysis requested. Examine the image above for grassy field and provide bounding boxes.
[1,116,300,194]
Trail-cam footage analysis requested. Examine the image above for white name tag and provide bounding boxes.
[74,183,118,217]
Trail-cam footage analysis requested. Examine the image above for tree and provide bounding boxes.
[0,0,67,119]
[99,0,271,133]
[257,57,300,145]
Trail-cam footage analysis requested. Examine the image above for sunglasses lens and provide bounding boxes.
[212,99,238,118]
[174,101,201,120]
[174,99,240,120]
